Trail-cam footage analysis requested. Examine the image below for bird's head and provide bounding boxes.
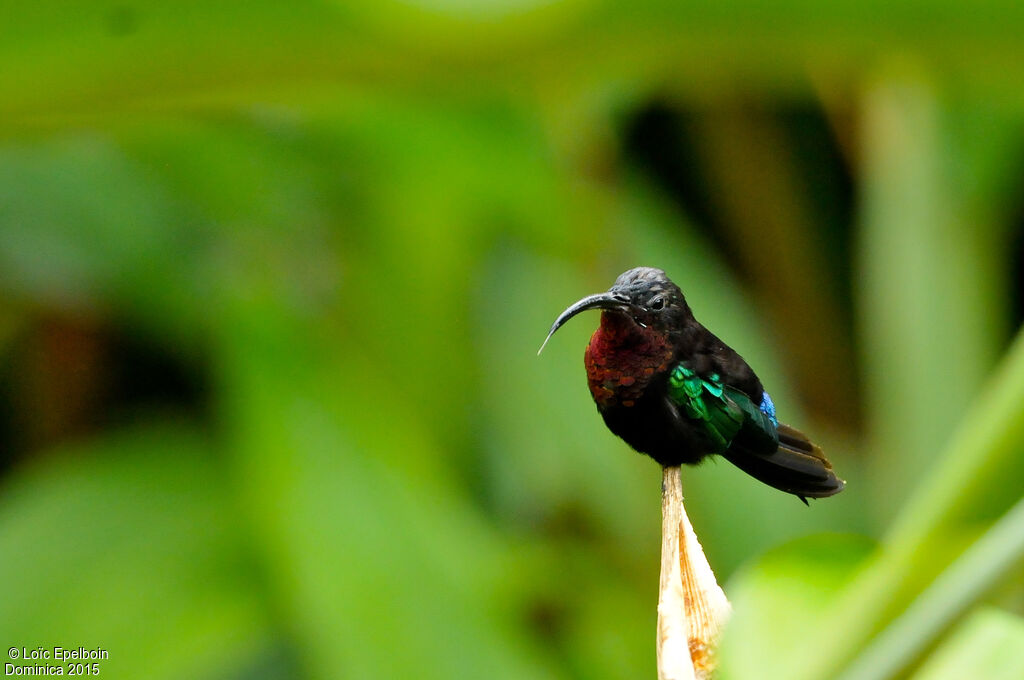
[538,267,691,353]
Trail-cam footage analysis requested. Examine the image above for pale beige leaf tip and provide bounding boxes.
[657,466,731,680]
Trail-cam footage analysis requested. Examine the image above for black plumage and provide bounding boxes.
[540,267,844,502]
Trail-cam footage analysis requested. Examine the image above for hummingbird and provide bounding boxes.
[539,267,844,502]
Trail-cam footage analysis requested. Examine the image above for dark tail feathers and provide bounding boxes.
[722,423,845,503]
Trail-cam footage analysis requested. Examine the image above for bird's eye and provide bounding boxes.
[651,297,664,310]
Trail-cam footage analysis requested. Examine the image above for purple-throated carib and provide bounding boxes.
[540,267,844,503]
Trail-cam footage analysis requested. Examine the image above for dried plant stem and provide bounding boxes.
[657,466,731,680]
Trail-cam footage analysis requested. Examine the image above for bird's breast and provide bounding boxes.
[584,314,674,409]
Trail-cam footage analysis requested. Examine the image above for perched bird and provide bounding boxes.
[539,267,844,503]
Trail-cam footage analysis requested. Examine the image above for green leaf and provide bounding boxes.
[718,533,876,680]
[0,427,274,680]
[791,327,1024,680]
[857,77,1016,521]
[218,306,564,680]
[909,608,1024,680]
[836,497,1024,680]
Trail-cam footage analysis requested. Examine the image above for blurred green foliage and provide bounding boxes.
[1,2,1023,679]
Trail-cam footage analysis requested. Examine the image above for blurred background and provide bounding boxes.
[1,2,1024,679]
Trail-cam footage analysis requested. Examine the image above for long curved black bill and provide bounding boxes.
[537,292,636,355]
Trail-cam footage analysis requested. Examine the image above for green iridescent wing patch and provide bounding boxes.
[667,364,743,451]
[667,363,779,452]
